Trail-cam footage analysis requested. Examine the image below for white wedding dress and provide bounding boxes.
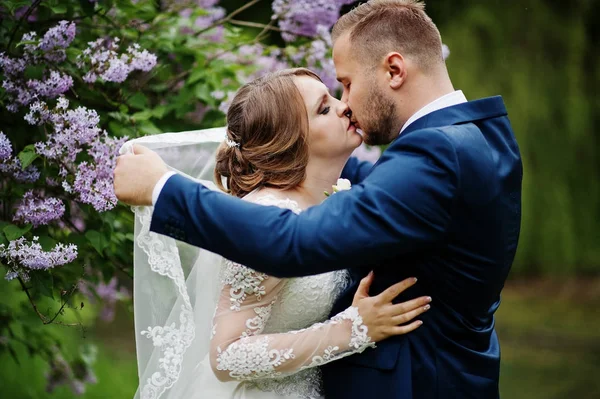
[124,129,376,399]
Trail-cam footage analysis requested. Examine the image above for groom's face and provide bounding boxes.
[333,33,399,146]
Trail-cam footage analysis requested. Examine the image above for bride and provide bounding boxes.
[125,68,431,399]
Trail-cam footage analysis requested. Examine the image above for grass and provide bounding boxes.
[1,278,599,398]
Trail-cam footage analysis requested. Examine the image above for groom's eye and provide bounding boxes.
[320,106,331,115]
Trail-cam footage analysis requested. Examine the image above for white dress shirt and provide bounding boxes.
[400,90,467,134]
[152,90,468,206]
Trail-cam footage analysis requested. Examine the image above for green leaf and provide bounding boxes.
[132,110,153,122]
[85,230,108,256]
[194,84,213,103]
[30,271,54,300]
[138,121,162,135]
[3,224,32,241]
[127,92,149,110]
[187,69,205,85]
[18,149,38,169]
[23,65,45,80]
[38,235,57,251]
[152,105,169,119]
[49,3,68,13]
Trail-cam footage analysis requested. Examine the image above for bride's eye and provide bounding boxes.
[320,106,330,115]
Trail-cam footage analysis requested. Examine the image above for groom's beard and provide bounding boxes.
[362,86,399,146]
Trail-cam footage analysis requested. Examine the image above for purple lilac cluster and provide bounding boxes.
[45,348,97,395]
[25,97,128,211]
[13,191,66,228]
[0,132,12,161]
[272,0,354,42]
[0,236,78,280]
[216,44,290,113]
[0,133,41,183]
[174,0,226,41]
[0,21,76,112]
[77,38,157,83]
[78,275,130,322]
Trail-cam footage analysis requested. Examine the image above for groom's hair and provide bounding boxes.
[332,0,444,73]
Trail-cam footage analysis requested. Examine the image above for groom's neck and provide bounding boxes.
[397,70,455,126]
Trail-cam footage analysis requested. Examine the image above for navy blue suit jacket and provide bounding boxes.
[150,96,522,398]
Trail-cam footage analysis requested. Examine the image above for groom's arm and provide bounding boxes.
[150,128,459,278]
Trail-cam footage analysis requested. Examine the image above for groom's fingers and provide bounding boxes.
[377,277,418,304]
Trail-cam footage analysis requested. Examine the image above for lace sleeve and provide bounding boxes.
[208,194,374,383]
[209,259,375,382]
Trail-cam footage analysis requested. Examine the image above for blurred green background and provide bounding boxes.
[1,0,599,398]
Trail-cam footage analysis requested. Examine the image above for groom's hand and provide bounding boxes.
[113,144,169,206]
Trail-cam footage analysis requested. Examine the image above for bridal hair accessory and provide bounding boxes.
[225,138,240,148]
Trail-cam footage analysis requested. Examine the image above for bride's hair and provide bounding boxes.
[215,68,322,198]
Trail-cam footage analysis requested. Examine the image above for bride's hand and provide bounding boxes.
[351,271,431,342]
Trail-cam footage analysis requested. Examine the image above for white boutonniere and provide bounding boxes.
[324,178,352,197]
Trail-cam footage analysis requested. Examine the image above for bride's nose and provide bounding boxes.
[336,100,351,119]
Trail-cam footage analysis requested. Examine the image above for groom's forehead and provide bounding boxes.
[332,33,356,73]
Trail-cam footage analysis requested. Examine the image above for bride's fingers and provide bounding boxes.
[388,320,424,336]
[386,296,432,316]
[390,303,430,325]
[376,277,418,304]
[354,271,374,299]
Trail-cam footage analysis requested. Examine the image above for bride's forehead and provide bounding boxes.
[294,76,327,98]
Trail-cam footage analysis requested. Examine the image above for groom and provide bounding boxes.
[114,1,522,398]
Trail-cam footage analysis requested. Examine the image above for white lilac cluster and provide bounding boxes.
[76,38,157,83]
[25,97,128,212]
[0,132,41,183]
[13,191,66,228]
[0,237,78,280]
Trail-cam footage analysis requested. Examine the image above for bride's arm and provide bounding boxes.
[341,156,373,184]
[209,261,430,382]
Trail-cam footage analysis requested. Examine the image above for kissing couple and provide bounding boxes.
[114,1,523,398]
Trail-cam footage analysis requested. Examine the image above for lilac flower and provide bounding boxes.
[45,348,95,396]
[71,134,128,212]
[0,132,12,161]
[0,237,78,276]
[31,99,102,162]
[39,21,76,52]
[25,70,74,99]
[79,273,130,322]
[272,0,340,42]
[77,39,157,84]
[0,158,41,183]
[14,191,66,227]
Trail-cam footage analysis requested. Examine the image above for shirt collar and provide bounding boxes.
[399,90,468,134]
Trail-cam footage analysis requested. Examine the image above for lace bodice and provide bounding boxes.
[210,194,375,398]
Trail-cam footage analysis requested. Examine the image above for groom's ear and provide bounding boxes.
[384,52,407,90]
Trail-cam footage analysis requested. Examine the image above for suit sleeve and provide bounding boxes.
[150,128,459,277]
[341,156,374,184]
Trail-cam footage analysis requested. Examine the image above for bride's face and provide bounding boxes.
[294,76,363,160]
